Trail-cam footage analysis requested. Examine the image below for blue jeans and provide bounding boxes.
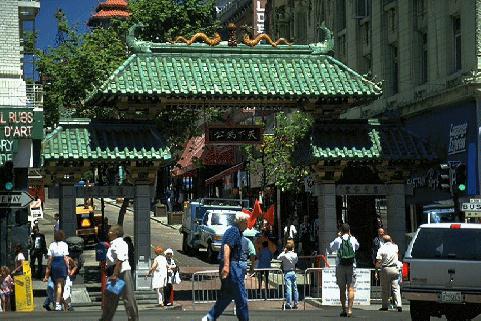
[207,262,248,321]
[43,278,55,307]
[284,271,298,307]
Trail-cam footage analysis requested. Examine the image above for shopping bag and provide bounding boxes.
[106,279,125,296]
[174,272,181,284]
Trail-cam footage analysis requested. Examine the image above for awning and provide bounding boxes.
[172,135,236,176]
[205,162,244,185]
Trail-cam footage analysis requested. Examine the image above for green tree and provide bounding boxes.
[243,112,314,192]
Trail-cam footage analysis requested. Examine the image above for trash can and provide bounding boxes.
[155,203,167,217]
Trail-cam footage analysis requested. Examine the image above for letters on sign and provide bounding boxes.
[0,109,37,164]
[206,126,263,145]
[253,0,267,35]
[448,122,467,155]
[336,184,386,195]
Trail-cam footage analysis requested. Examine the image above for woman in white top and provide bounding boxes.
[12,244,26,274]
[148,246,167,307]
[43,230,69,311]
[164,248,178,306]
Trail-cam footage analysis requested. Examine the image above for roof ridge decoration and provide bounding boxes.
[170,32,222,46]
[241,33,291,47]
[309,22,334,54]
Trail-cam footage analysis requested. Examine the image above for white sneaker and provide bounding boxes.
[201,315,211,321]
[55,303,62,311]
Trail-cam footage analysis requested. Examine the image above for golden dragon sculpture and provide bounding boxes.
[242,33,292,47]
[170,32,222,46]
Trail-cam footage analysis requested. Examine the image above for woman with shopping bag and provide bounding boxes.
[100,225,138,321]
[148,246,168,307]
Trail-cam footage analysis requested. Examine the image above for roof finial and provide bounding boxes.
[227,23,237,47]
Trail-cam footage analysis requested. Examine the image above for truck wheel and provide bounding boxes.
[207,242,216,263]
[182,233,191,255]
[410,301,430,321]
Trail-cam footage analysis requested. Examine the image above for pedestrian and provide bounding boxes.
[42,277,55,311]
[283,218,297,243]
[12,244,26,274]
[123,236,135,278]
[43,230,70,311]
[298,215,311,255]
[257,240,273,295]
[254,230,277,255]
[311,217,320,250]
[164,248,178,306]
[100,225,138,321]
[30,226,47,279]
[148,246,167,307]
[0,266,14,312]
[54,213,60,233]
[63,257,78,311]
[375,235,402,312]
[277,240,299,310]
[372,228,385,266]
[240,236,256,277]
[202,212,250,321]
[328,223,359,318]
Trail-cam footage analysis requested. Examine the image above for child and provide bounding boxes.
[257,241,273,295]
[0,266,14,312]
[277,241,298,310]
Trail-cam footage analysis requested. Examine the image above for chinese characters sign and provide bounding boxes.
[206,126,263,145]
[253,0,267,36]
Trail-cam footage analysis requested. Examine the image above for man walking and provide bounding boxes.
[329,223,359,317]
[372,228,385,265]
[30,226,47,278]
[202,212,250,321]
[375,235,402,312]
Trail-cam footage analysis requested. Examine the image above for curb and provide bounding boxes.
[100,199,178,230]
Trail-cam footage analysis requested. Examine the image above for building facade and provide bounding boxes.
[0,0,43,266]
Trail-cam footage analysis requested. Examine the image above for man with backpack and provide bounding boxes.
[328,223,359,318]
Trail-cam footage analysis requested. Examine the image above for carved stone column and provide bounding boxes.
[313,183,337,255]
[59,184,76,237]
[134,184,151,265]
[386,184,407,256]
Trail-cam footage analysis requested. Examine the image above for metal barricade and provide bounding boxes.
[192,268,285,310]
[303,268,323,310]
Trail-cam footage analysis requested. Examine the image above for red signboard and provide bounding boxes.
[253,0,267,36]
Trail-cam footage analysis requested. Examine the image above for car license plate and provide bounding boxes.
[441,291,463,303]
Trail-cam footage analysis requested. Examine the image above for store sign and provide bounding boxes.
[448,122,467,155]
[336,184,386,195]
[0,108,43,165]
[253,0,267,35]
[206,126,263,145]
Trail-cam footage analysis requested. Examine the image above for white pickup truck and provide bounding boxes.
[401,223,481,321]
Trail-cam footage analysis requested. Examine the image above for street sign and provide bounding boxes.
[465,212,481,218]
[461,202,481,212]
[0,191,34,208]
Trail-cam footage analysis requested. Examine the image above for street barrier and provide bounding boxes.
[191,268,285,310]
[14,261,34,312]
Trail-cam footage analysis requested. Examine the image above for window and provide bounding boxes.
[453,16,462,72]
[411,228,481,260]
[390,44,399,94]
[355,0,371,18]
[337,0,346,31]
[419,32,428,83]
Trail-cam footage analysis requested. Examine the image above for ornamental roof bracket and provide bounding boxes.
[309,22,334,54]
[127,23,152,53]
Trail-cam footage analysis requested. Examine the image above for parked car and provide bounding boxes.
[402,223,481,321]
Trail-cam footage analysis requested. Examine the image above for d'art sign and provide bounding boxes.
[0,108,43,164]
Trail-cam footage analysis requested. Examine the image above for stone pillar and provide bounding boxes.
[314,183,337,255]
[59,184,76,238]
[134,184,151,265]
[386,184,407,257]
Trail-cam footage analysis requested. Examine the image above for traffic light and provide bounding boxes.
[0,161,14,191]
[439,163,451,191]
[454,163,467,194]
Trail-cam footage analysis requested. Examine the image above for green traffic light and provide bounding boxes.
[5,182,13,191]
[458,184,466,191]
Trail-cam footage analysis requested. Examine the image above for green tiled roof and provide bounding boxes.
[294,120,437,164]
[43,119,171,162]
[86,43,382,105]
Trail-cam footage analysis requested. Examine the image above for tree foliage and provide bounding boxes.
[243,112,314,192]
[37,0,219,133]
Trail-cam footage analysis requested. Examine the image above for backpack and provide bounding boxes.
[337,236,355,266]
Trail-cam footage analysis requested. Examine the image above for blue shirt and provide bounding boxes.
[218,225,242,262]
[240,237,256,262]
[257,247,273,269]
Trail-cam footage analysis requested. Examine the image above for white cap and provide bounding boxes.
[164,248,174,255]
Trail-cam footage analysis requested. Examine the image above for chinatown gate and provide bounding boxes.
[43,24,434,268]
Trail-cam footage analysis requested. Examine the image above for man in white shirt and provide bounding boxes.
[101,225,138,321]
[283,218,297,242]
[375,235,402,312]
[328,223,360,318]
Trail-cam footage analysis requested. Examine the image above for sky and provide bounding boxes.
[36,0,100,50]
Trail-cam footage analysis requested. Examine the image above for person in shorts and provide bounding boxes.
[328,223,359,317]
